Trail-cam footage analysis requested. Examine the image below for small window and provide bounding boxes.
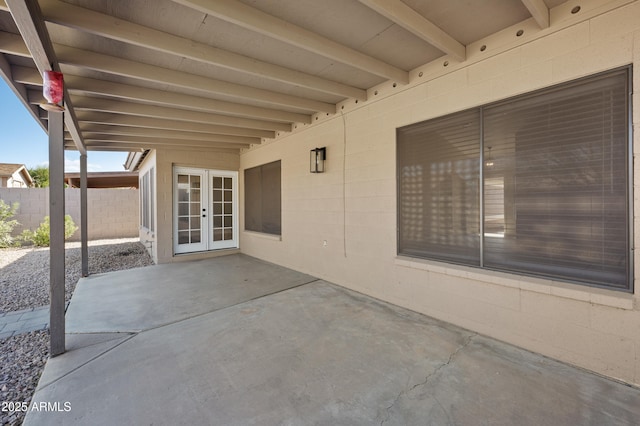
[245,160,281,235]
[398,68,631,290]
[140,167,155,232]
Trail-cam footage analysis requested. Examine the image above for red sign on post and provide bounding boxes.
[42,70,64,110]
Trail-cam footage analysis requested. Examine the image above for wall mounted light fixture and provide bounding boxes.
[310,147,326,173]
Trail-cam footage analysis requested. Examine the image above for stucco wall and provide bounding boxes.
[0,187,139,241]
[239,2,640,386]
[142,147,240,264]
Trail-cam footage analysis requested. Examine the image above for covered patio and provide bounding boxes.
[2,0,640,416]
[25,255,640,425]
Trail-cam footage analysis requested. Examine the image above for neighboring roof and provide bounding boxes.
[64,171,139,189]
[0,0,573,156]
[0,163,33,186]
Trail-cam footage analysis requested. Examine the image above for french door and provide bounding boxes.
[174,167,238,254]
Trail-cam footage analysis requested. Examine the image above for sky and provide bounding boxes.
[0,79,127,172]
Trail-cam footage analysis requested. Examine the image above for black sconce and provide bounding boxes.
[310,147,326,173]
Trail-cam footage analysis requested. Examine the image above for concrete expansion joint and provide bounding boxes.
[379,333,477,426]
[37,333,137,392]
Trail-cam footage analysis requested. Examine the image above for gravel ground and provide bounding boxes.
[0,238,153,313]
[0,239,153,426]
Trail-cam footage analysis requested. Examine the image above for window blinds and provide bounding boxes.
[397,68,630,289]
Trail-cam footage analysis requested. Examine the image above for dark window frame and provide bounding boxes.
[397,67,633,292]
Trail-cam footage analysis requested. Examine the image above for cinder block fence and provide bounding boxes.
[0,187,139,241]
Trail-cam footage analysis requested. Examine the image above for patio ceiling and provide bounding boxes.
[0,0,571,155]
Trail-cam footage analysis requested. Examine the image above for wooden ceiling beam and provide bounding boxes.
[39,0,367,101]
[81,125,260,145]
[520,0,550,28]
[0,30,31,57]
[172,0,408,84]
[55,44,335,114]
[357,0,465,62]
[71,95,292,132]
[77,111,275,139]
[11,64,39,84]
[0,55,45,131]
[5,0,85,154]
[82,135,250,149]
[64,74,311,124]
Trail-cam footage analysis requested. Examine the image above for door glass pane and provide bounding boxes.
[224,190,232,202]
[213,216,222,228]
[191,189,200,202]
[224,178,232,190]
[178,188,189,202]
[213,202,222,214]
[191,176,200,188]
[191,216,200,230]
[178,174,188,184]
[213,229,223,241]
[224,202,232,214]
[213,189,222,202]
[178,231,189,244]
[213,177,222,188]
[178,217,189,230]
[190,203,200,215]
[224,216,232,227]
[191,230,201,243]
[178,203,189,216]
[223,228,233,240]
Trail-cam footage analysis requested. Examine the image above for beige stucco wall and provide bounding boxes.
[140,147,240,264]
[239,2,640,386]
[0,187,139,241]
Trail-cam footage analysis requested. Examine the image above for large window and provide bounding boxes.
[398,68,631,290]
[244,160,281,235]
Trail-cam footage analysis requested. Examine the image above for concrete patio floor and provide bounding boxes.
[25,254,640,425]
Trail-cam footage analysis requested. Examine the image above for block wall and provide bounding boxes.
[240,1,640,386]
[0,187,139,241]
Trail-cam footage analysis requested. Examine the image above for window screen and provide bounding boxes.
[397,109,481,266]
[397,68,630,290]
[244,160,281,235]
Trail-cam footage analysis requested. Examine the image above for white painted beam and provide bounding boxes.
[0,55,45,131]
[55,44,335,114]
[520,0,550,28]
[81,125,260,145]
[173,0,409,84]
[11,64,39,84]
[78,112,275,139]
[357,0,465,62]
[39,0,367,101]
[64,75,311,124]
[82,135,250,149]
[78,144,239,155]
[0,31,31,57]
[6,0,86,154]
[71,96,292,132]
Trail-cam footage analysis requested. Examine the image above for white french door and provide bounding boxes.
[174,167,238,254]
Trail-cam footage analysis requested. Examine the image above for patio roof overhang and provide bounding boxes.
[0,0,581,156]
[0,0,628,357]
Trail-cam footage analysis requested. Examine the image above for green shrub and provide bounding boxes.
[0,200,20,248]
[21,215,78,247]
